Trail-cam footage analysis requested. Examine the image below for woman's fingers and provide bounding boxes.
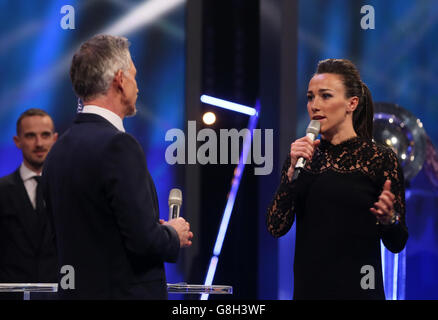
[372,196,394,218]
[291,140,315,160]
[383,180,391,191]
[381,190,395,202]
[288,136,319,177]
[370,182,396,223]
[292,147,313,160]
[369,207,381,216]
[291,142,313,154]
[373,201,388,214]
[378,194,394,210]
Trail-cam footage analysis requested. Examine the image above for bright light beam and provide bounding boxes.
[201,94,258,116]
[393,253,399,300]
[200,256,219,300]
[201,100,260,300]
[102,0,185,36]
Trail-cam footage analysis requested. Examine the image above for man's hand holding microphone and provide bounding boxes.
[159,188,193,248]
[160,218,193,248]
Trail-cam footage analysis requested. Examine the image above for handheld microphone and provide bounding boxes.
[291,120,321,182]
[168,188,182,220]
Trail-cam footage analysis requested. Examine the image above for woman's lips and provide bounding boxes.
[312,116,326,120]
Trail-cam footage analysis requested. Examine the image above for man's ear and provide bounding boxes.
[13,135,21,149]
[113,70,124,92]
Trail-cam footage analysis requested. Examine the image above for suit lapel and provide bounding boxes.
[35,203,50,255]
[10,170,39,251]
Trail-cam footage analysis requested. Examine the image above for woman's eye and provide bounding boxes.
[307,95,313,101]
[322,93,332,99]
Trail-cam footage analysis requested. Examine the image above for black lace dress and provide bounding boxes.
[266,136,408,300]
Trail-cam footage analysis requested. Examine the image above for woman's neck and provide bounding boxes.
[321,127,357,145]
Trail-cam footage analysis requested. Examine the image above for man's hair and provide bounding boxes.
[16,108,54,135]
[70,34,131,102]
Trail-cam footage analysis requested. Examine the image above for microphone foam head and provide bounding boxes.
[168,188,182,206]
[306,120,321,136]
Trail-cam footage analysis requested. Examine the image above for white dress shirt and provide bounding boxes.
[81,105,125,132]
[19,163,40,210]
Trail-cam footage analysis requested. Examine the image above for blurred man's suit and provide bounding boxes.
[0,167,58,299]
[43,110,180,299]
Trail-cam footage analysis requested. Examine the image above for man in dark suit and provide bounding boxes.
[43,34,193,299]
[0,108,58,299]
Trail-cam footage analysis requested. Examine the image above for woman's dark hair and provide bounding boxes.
[315,58,374,139]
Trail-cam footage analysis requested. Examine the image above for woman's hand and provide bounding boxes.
[287,136,320,182]
[370,180,396,225]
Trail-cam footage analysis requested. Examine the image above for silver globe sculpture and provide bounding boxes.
[373,102,427,182]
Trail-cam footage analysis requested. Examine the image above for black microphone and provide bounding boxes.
[291,120,321,182]
[168,188,182,220]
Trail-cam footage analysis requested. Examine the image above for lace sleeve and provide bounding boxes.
[266,156,298,238]
[378,148,409,253]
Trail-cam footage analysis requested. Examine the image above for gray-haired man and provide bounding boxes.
[43,34,193,299]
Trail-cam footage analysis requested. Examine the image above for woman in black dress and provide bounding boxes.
[266,59,408,300]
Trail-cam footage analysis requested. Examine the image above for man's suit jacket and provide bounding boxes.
[0,169,58,285]
[43,113,180,299]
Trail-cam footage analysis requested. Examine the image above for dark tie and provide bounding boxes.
[33,175,44,214]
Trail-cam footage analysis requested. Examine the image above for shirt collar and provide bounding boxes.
[81,105,125,132]
[19,163,40,182]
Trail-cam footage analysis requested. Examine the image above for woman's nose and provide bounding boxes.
[310,103,320,113]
